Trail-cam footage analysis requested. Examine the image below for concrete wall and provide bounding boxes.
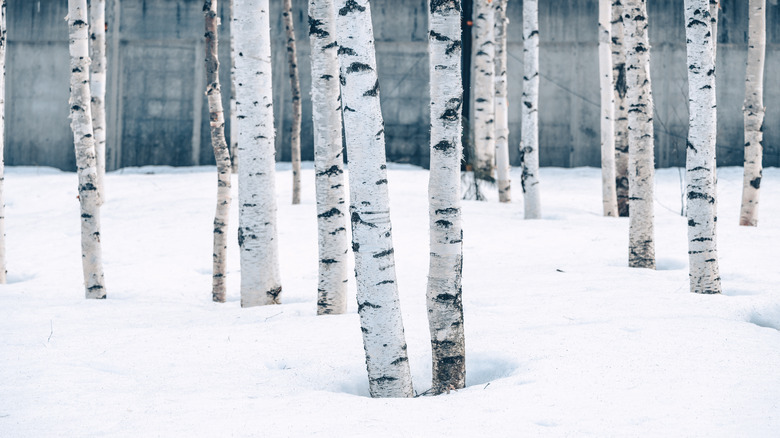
[5,0,780,170]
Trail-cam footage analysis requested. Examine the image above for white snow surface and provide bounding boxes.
[1,164,779,436]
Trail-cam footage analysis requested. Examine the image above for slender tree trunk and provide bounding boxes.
[68,0,106,298]
[685,0,721,294]
[427,0,466,395]
[740,0,765,227]
[335,0,413,398]
[471,0,495,182]
[710,0,719,62]
[0,0,6,284]
[229,0,238,174]
[493,0,510,202]
[234,0,283,307]
[308,0,349,315]
[204,0,232,302]
[611,0,629,217]
[623,0,655,269]
[89,0,107,205]
[283,0,302,205]
[599,0,617,217]
[521,0,541,219]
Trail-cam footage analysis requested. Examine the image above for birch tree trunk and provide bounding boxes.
[68,0,106,298]
[493,0,510,202]
[283,0,302,205]
[685,0,721,294]
[234,0,283,307]
[427,0,466,395]
[204,0,232,302]
[308,0,349,315]
[611,0,629,217]
[623,0,655,269]
[599,0,617,217]
[0,0,6,284]
[471,0,495,181]
[229,0,238,173]
[740,0,765,227]
[521,0,541,219]
[335,0,413,398]
[710,0,719,62]
[89,0,107,205]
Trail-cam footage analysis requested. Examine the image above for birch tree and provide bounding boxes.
[234,0,283,307]
[599,0,617,217]
[335,0,413,398]
[283,0,303,205]
[611,0,629,217]
[203,0,233,302]
[89,0,107,204]
[229,0,238,173]
[521,0,541,219]
[427,0,466,395]
[623,0,655,269]
[471,0,495,181]
[740,0,765,227]
[0,0,6,284]
[685,0,721,294]
[68,0,106,298]
[308,0,349,315]
[493,0,511,202]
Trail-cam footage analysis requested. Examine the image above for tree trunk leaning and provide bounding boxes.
[740,0,765,227]
[521,0,541,219]
[234,0,283,307]
[308,0,349,315]
[203,0,232,303]
[68,0,106,298]
[611,0,629,217]
[622,0,655,269]
[0,0,6,284]
[599,0,617,217]
[471,0,496,182]
[335,0,414,398]
[283,0,303,205]
[89,0,107,205]
[229,0,239,174]
[494,0,511,202]
[427,0,466,395]
[684,0,721,294]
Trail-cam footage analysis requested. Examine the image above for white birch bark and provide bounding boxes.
[709,0,719,62]
[471,0,495,181]
[204,0,233,302]
[68,0,106,298]
[309,0,349,315]
[229,0,239,174]
[234,0,283,306]
[493,0,510,202]
[0,0,6,284]
[335,0,413,398]
[611,0,629,217]
[599,0,617,217]
[427,0,466,395]
[623,0,655,269]
[283,0,303,205]
[89,0,106,204]
[521,0,541,219]
[685,0,721,294]
[740,0,765,227]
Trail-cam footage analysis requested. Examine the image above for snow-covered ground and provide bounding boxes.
[1,164,778,437]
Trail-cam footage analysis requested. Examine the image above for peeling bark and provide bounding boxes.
[521,0,541,219]
[336,0,413,398]
[204,0,232,302]
[234,0,283,307]
[599,0,617,217]
[471,0,495,181]
[685,0,721,294]
[623,0,655,269]
[493,0,510,202]
[0,0,6,284]
[611,0,629,217]
[283,0,302,205]
[89,0,106,205]
[68,0,106,298]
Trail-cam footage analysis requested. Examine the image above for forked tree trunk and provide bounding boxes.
[685,0,721,294]
[335,0,413,398]
[521,0,541,219]
[229,0,238,173]
[68,0,106,298]
[427,0,466,395]
[471,0,495,181]
[740,0,765,227]
[0,0,6,284]
[89,0,106,205]
[599,0,617,217]
[234,0,283,307]
[308,0,349,315]
[623,0,655,269]
[203,0,232,302]
[611,0,629,217]
[283,0,302,205]
[493,0,510,202]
